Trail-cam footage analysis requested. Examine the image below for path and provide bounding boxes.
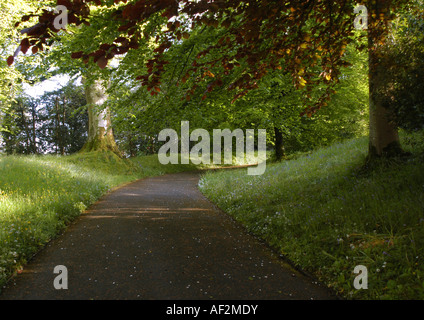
[0,171,336,300]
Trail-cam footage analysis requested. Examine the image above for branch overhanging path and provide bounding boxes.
[0,171,335,300]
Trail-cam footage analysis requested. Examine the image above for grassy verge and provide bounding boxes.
[0,151,202,290]
[198,131,424,300]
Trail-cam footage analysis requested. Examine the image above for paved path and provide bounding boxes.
[0,172,336,300]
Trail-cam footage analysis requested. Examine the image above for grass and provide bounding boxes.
[0,150,203,290]
[198,131,424,300]
[1,133,423,299]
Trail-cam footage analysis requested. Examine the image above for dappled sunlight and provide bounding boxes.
[85,205,213,218]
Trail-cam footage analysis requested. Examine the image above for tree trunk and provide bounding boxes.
[274,126,285,161]
[20,108,31,154]
[30,102,38,154]
[80,78,121,155]
[55,97,63,155]
[367,0,403,159]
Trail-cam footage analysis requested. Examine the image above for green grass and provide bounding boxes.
[0,151,203,290]
[198,131,424,300]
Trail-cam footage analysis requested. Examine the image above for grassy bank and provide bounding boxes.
[198,132,424,300]
[0,151,200,289]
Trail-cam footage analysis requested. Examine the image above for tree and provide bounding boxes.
[366,0,404,158]
[0,95,38,154]
[378,4,424,132]
[38,81,88,154]
[80,77,120,154]
[0,0,40,131]
[107,19,368,159]
[9,3,125,155]
[1,81,89,155]
[8,0,412,158]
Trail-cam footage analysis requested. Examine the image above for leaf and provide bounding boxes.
[114,37,127,44]
[97,56,108,69]
[7,56,14,66]
[71,51,84,59]
[99,43,112,51]
[57,0,72,6]
[21,15,31,22]
[20,38,30,54]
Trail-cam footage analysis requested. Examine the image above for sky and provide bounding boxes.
[23,74,81,98]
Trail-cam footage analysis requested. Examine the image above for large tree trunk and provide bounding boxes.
[80,78,120,155]
[367,0,403,159]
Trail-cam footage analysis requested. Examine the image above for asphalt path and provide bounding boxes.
[0,171,336,300]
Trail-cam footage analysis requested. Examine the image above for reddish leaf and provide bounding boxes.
[57,0,72,7]
[100,44,112,51]
[97,56,108,69]
[7,56,14,66]
[20,38,30,54]
[114,37,127,43]
[82,55,90,64]
[71,51,84,59]
[91,50,106,61]
[129,41,139,49]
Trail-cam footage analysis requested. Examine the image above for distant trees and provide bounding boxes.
[0,82,88,154]
[1,95,38,154]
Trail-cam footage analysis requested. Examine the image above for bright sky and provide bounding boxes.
[23,74,81,98]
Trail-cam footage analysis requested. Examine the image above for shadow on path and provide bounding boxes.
[0,171,337,300]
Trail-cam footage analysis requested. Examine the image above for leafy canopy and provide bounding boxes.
[8,0,408,114]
